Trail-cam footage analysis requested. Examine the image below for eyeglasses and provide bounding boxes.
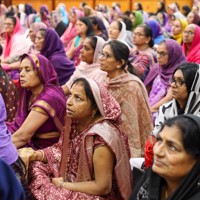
[99,52,113,60]
[156,51,168,57]
[183,30,195,35]
[4,23,14,26]
[169,77,185,87]
[133,32,145,37]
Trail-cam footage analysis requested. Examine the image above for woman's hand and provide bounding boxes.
[52,177,64,188]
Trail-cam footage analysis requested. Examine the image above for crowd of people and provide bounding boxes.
[0,1,200,199]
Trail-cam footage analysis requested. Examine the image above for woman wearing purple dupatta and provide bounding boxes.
[28,78,132,200]
[144,39,186,122]
[7,54,66,150]
[35,28,75,85]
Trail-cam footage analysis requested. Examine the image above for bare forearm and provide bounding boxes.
[61,180,111,195]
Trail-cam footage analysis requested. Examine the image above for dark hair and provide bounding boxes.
[89,16,108,39]
[38,28,47,38]
[115,20,122,32]
[87,36,97,50]
[161,115,200,158]
[136,2,143,10]
[5,15,17,26]
[157,1,166,13]
[122,16,133,31]
[182,5,191,16]
[138,24,154,48]
[104,40,136,75]
[173,62,198,93]
[71,78,100,116]
[78,17,94,37]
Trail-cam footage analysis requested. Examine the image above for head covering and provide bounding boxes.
[66,36,107,88]
[59,5,68,25]
[27,13,36,27]
[168,3,179,13]
[7,54,66,133]
[25,3,36,15]
[182,24,200,63]
[0,94,18,165]
[3,17,22,58]
[192,13,200,25]
[145,39,186,87]
[173,18,188,44]
[132,11,144,30]
[31,22,47,36]
[146,20,165,44]
[40,28,75,85]
[40,5,50,26]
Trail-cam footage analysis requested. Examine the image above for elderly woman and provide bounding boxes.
[28,22,47,54]
[27,78,132,199]
[130,114,200,200]
[186,11,200,25]
[7,54,66,150]
[35,28,75,85]
[182,24,200,63]
[66,17,94,66]
[171,18,188,44]
[145,62,200,168]
[62,36,107,95]
[100,40,152,157]
[144,39,186,119]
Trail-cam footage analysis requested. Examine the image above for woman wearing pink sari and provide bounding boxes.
[182,24,200,63]
[60,8,84,50]
[28,77,132,200]
[7,54,66,150]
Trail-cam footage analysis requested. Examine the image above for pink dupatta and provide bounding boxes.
[182,24,200,63]
[3,17,22,58]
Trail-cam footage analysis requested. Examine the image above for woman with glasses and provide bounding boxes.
[144,39,186,123]
[182,24,200,63]
[145,62,200,168]
[132,24,156,64]
[100,40,153,157]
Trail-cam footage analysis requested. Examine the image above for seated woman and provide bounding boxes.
[144,39,186,121]
[1,15,31,80]
[132,24,156,64]
[35,28,75,85]
[28,22,47,54]
[100,40,153,157]
[108,20,129,47]
[171,18,188,44]
[89,16,108,40]
[7,54,66,149]
[60,8,84,50]
[27,77,132,199]
[187,11,200,26]
[62,36,107,95]
[182,24,200,63]
[130,114,200,200]
[145,62,200,168]
[66,17,94,66]
[0,65,18,121]
[0,94,31,199]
